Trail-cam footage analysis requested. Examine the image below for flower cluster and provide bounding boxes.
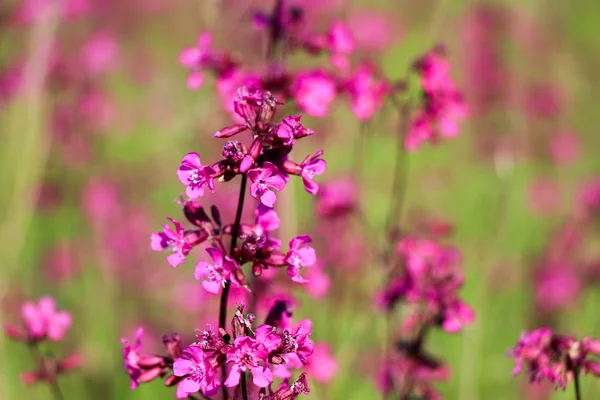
[121,305,313,399]
[379,237,474,333]
[179,2,392,122]
[406,47,469,151]
[376,236,474,398]
[510,328,600,389]
[151,86,322,288]
[4,297,81,386]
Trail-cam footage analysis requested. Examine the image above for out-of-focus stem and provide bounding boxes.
[574,371,582,400]
[29,343,64,400]
[219,174,248,400]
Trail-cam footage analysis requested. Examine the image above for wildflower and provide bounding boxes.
[173,345,220,397]
[225,336,272,388]
[292,71,337,117]
[345,64,389,121]
[285,236,316,283]
[248,162,287,207]
[151,218,192,267]
[177,152,216,199]
[194,248,240,294]
[299,151,326,195]
[20,297,72,342]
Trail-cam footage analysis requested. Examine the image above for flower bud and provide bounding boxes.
[214,124,247,138]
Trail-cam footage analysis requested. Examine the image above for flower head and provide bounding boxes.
[248,162,287,207]
[292,71,337,117]
[225,336,272,388]
[121,327,144,390]
[194,248,240,294]
[299,151,326,195]
[173,345,220,397]
[285,235,316,283]
[177,152,216,199]
[21,296,72,342]
[151,217,192,267]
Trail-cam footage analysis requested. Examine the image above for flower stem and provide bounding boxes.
[219,174,248,400]
[29,343,64,400]
[574,371,582,400]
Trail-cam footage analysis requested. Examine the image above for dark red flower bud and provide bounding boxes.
[279,159,302,175]
[184,230,209,246]
[164,374,183,387]
[183,200,211,228]
[137,355,166,369]
[214,124,247,138]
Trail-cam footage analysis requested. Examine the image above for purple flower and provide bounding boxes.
[285,235,316,283]
[299,151,326,195]
[225,337,272,388]
[121,327,144,390]
[173,345,220,397]
[179,33,213,90]
[292,71,337,117]
[276,115,314,146]
[248,162,287,207]
[151,218,192,268]
[345,65,389,121]
[194,248,240,294]
[177,152,216,199]
[21,296,72,341]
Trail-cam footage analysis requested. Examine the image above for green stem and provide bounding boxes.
[574,371,582,400]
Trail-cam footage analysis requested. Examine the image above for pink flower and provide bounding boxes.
[510,328,554,378]
[173,345,220,397]
[348,11,397,51]
[80,31,118,75]
[549,131,580,166]
[316,177,357,218]
[304,264,331,299]
[345,64,389,121]
[285,236,316,283]
[225,337,272,388]
[327,21,355,69]
[177,152,216,199]
[305,343,337,383]
[292,71,337,117]
[277,115,314,146]
[151,217,192,267]
[535,265,581,312]
[21,296,72,341]
[179,33,213,90]
[248,162,287,207]
[121,327,144,390]
[300,151,326,195]
[194,248,240,294]
[406,49,468,151]
[441,300,475,333]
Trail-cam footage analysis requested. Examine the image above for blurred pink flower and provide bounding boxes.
[304,264,331,299]
[345,64,389,121]
[80,31,118,75]
[316,177,356,218]
[21,296,72,341]
[527,178,560,216]
[292,71,337,117]
[81,178,120,225]
[305,343,337,382]
[347,11,397,51]
[549,131,580,165]
[44,241,80,283]
[535,265,581,312]
[16,0,91,24]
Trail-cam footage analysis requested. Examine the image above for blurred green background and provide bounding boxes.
[1,0,600,399]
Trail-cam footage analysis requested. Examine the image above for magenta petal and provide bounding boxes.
[289,235,311,250]
[173,359,195,376]
[224,368,241,387]
[179,48,200,67]
[303,177,320,195]
[202,280,221,294]
[194,262,210,280]
[240,156,255,173]
[297,246,316,266]
[250,365,273,388]
[186,185,204,199]
[205,247,224,266]
[309,159,327,175]
[150,233,165,251]
[187,71,204,90]
[269,174,287,191]
[261,190,277,207]
[182,152,201,168]
[180,377,201,394]
[167,253,185,268]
